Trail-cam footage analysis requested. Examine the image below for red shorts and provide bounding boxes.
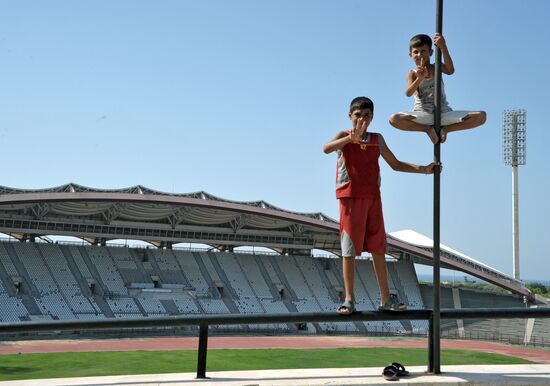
[339,196,386,256]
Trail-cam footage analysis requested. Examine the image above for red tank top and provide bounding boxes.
[335,132,381,198]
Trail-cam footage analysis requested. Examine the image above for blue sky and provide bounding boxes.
[1,1,548,281]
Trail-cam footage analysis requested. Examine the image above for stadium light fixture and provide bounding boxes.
[502,109,526,281]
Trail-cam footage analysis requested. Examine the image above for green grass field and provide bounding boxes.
[0,348,534,381]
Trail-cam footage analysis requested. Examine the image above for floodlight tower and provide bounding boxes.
[503,109,526,280]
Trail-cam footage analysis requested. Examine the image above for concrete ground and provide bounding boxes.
[0,364,549,386]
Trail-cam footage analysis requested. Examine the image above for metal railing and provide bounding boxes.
[1,307,549,379]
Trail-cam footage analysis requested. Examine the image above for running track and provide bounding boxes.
[0,336,548,363]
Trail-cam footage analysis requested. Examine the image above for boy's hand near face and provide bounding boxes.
[350,117,367,142]
[415,57,429,80]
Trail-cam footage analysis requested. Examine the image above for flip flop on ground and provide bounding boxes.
[391,362,409,376]
[382,364,399,381]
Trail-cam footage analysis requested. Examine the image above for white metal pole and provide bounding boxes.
[512,165,520,280]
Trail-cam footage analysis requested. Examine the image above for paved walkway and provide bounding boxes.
[0,364,549,385]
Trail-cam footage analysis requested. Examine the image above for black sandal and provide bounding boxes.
[391,362,409,376]
[379,294,407,311]
[337,300,355,315]
[382,365,399,381]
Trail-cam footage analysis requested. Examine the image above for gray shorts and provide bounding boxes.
[398,110,473,126]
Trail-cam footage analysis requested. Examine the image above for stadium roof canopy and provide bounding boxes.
[0,183,341,255]
[387,230,530,299]
[0,183,531,299]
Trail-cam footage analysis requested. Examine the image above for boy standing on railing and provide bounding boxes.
[324,96,438,315]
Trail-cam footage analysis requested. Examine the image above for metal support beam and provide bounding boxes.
[102,203,125,224]
[428,313,434,373]
[0,310,434,334]
[31,203,50,219]
[169,207,192,229]
[4,308,547,335]
[197,324,209,379]
[431,0,444,375]
[0,218,320,250]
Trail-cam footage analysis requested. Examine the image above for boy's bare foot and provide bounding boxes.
[427,126,439,144]
[440,127,447,143]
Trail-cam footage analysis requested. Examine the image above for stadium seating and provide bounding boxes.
[0,240,547,346]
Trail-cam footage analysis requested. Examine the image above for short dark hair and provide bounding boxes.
[349,96,374,114]
[409,34,432,51]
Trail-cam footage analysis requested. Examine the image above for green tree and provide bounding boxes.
[526,282,550,297]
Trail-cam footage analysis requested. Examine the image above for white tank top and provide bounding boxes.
[413,77,452,114]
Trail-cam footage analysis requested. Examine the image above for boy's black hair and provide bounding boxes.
[349,96,374,114]
[409,34,432,51]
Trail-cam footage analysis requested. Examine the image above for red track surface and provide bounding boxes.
[0,336,548,363]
